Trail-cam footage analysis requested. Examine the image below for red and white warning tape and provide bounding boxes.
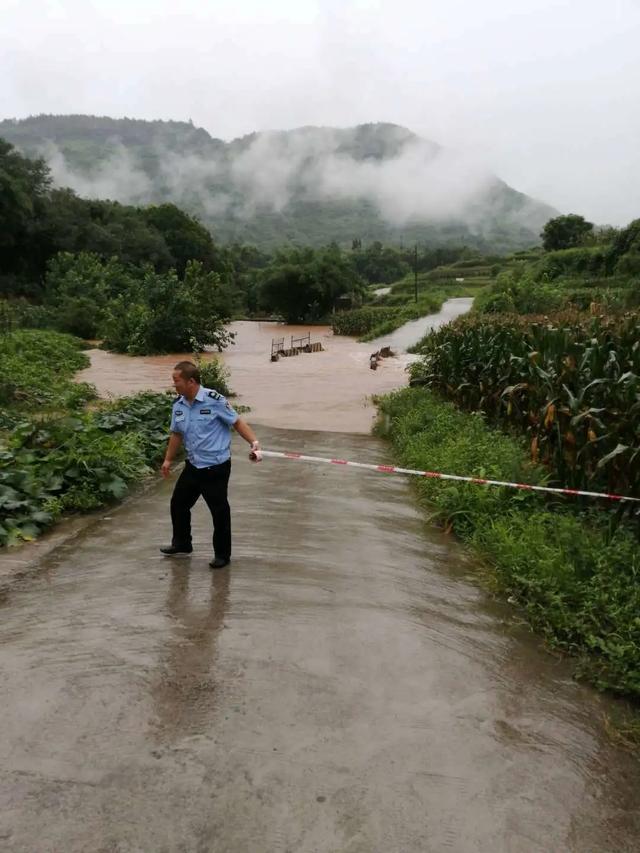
[259,450,640,503]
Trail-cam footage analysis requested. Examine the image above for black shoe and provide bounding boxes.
[209,556,230,569]
[160,545,193,557]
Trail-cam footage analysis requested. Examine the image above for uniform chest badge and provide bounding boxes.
[175,410,185,420]
[199,408,211,414]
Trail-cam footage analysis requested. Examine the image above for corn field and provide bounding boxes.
[413,311,640,498]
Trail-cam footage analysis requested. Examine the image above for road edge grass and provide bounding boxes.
[374,387,640,741]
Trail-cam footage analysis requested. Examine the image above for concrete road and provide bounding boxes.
[1,428,640,852]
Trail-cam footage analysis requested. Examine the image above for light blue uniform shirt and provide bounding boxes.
[170,386,239,468]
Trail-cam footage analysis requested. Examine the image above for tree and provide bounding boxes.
[144,204,224,277]
[259,246,364,322]
[0,138,51,290]
[183,260,235,328]
[612,219,640,275]
[259,262,314,323]
[541,214,594,251]
[43,252,135,338]
[351,241,410,284]
[100,266,233,355]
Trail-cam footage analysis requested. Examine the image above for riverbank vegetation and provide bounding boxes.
[0,325,234,547]
[0,329,174,546]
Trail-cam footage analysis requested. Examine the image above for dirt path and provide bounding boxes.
[2,427,640,852]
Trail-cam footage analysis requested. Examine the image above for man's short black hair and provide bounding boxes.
[174,361,200,383]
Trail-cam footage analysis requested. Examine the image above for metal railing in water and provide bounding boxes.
[270,332,323,361]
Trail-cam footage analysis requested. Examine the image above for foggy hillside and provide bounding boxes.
[0,114,557,251]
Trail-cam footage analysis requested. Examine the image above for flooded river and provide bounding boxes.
[369,296,474,351]
[76,298,472,433]
[2,304,640,850]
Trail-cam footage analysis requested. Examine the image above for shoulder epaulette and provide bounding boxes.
[172,395,182,404]
[208,389,223,401]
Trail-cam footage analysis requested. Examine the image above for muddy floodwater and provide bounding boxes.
[2,305,640,851]
[369,296,474,352]
[76,298,471,433]
[77,324,407,433]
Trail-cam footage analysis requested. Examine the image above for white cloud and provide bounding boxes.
[1,0,639,224]
[43,141,153,203]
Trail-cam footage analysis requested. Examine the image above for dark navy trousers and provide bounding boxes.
[170,459,231,558]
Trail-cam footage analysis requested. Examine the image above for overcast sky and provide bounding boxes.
[2,0,639,225]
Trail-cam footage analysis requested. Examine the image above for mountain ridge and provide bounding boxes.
[0,114,557,251]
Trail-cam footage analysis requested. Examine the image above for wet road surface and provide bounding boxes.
[2,427,640,852]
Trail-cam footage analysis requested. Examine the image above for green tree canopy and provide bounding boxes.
[259,246,364,322]
[42,252,135,338]
[143,203,224,276]
[100,265,233,355]
[612,219,640,275]
[0,139,51,288]
[541,214,594,251]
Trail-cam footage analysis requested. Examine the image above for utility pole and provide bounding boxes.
[414,244,418,303]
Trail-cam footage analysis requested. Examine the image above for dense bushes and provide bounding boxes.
[0,392,173,545]
[25,253,233,354]
[536,246,611,280]
[474,220,640,316]
[197,356,233,398]
[376,388,640,698]
[100,261,233,354]
[258,246,366,323]
[0,329,94,407]
[332,306,399,336]
[0,328,175,545]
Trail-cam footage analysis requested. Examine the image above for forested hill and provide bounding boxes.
[0,114,557,251]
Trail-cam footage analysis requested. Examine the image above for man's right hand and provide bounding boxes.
[161,460,172,478]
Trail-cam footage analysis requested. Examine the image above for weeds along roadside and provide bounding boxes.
[375,388,640,710]
[0,329,232,547]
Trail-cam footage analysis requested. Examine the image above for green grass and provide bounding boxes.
[376,387,640,702]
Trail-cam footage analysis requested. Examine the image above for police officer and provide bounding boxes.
[160,360,261,569]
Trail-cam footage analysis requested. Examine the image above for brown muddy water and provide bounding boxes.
[76,320,415,433]
[368,296,474,352]
[2,315,640,851]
